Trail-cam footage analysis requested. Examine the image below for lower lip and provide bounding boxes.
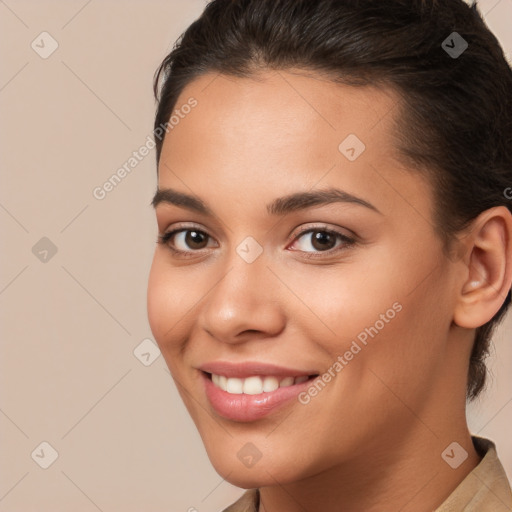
[201,372,317,422]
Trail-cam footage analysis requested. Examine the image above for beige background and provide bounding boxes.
[1,1,511,510]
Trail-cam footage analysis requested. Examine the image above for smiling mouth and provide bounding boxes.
[204,371,319,395]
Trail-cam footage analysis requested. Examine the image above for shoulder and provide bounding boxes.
[435,436,512,512]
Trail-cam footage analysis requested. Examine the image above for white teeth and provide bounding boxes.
[262,376,279,392]
[211,374,310,394]
[226,377,244,394]
[243,376,264,395]
[279,376,294,387]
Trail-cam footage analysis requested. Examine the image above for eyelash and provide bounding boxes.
[157,224,356,260]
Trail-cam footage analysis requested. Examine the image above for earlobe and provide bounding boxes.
[453,206,512,329]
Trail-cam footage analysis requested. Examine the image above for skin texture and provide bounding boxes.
[147,70,512,512]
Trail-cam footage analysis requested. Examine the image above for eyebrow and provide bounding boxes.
[151,187,381,216]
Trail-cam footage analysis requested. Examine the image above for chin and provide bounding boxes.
[204,442,311,488]
[212,463,288,489]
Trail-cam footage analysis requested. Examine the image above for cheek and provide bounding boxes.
[291,259,403,347]
[147,255,189,355]
[349,275,451,403]
[147,257,170,341]
[302,250,449,392]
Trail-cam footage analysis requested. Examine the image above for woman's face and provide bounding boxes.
[147,70,463,487]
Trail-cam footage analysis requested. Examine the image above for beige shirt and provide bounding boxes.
[222,437,512,512]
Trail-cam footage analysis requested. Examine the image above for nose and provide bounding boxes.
[198,249,286,345]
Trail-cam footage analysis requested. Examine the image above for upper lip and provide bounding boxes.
[198,361,318,379]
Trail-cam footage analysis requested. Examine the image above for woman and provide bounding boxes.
[147,0,512,510]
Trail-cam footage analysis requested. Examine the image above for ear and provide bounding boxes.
[453,206,512,329]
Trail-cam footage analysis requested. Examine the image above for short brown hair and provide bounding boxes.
[152,0,512,400]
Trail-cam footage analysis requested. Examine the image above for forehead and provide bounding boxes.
[157,69,432,222]
[162,69,402,159]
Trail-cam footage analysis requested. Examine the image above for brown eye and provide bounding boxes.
[289,226,356,258]
[158,228,214,253]
[182,230,209,250]
[309,231,337,251]
[293,229,347,253]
